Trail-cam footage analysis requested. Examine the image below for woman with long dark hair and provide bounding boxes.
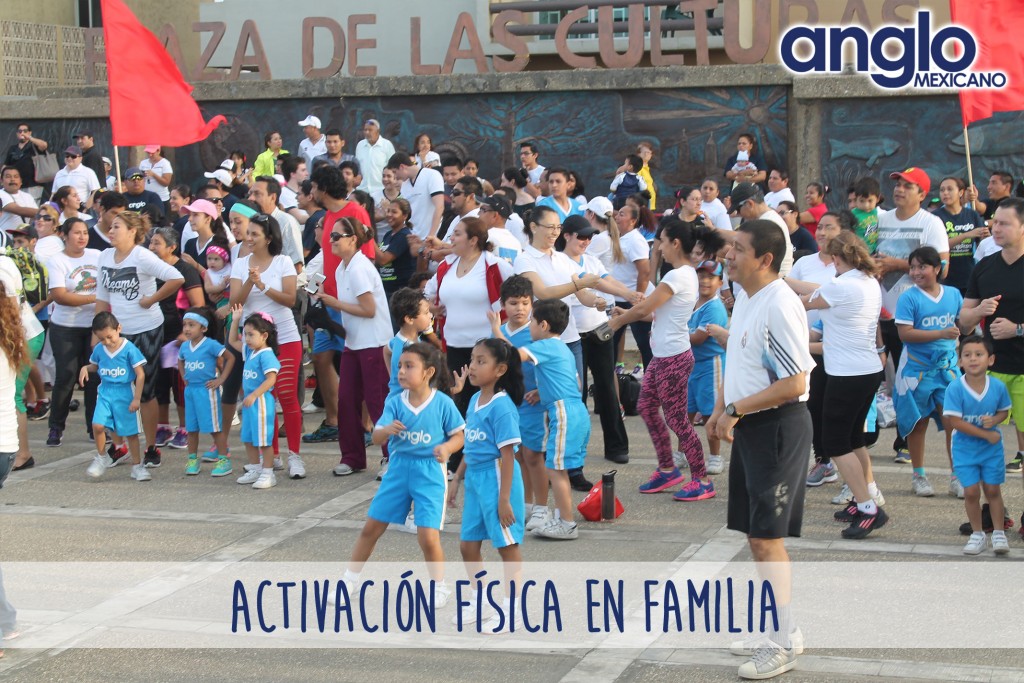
[501,167,534,219]
[934,176,986,293]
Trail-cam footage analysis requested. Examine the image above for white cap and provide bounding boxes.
[298,115,321,129]
[219,159,235,171]
[203,169,233,187]
[101,156,112,166]
[586,196,614,217]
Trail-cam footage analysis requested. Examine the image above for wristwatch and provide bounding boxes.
[1017,323,1023,338]
[725,403,743,418]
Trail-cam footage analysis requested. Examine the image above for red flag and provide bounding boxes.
[101,0,225,146]
[951,0,1024,127]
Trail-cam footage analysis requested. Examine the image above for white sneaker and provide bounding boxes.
[705,455,724,475]
[730,627,805,656]
[948,475,964,499]
[872,487,886,507]
[237,469,261,484]
[288,453,306,479]
[532,518,578,540]
[911,473,935,497]
[301,401,322,414]
[992,531,1010,556]
[831,483,852,505]
[391,511,417,534]
[738,643,797,680]
[446,469,455,482]
[333,463,356,476]
[273,457,284,471]
[231,412,240,427]
[451,597,496,626]
[480,610,511,634]
[252,470,277,489]
[433,582,452,608]
[377,458,389,482]
[672,450,689,470]
[525,506,550,532]
[130,464,152,482]
[963,532,986,555]
[86,453,113,478]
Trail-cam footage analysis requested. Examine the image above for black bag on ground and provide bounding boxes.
[617,372,640,416]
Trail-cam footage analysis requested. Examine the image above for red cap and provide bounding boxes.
[889,167,931,195]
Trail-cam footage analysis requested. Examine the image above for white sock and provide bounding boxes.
[553,509,561,521]
[262,467,273,474]
[867,481,879,497]
[709,453,720,458]
[343,569,360,583]
[857,500,877,515]
[992,529,1006,539]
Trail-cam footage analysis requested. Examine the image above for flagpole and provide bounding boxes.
[962,124,975,201]
[114,146,123,193]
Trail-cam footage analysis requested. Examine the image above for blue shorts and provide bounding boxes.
[687,356,723,416]
[367,456,448,530]
[894,364,958,438]
[312,307,345,354]
[240,394,275,447]
[461,459,526,548]
[545,399,590,471]
[519,404,547,453]
[184,385,223,434]
[953,445,1006,488]
[93,384,141,437]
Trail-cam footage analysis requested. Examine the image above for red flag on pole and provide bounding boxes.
[950,0,1024,127]
[101,0,225,146]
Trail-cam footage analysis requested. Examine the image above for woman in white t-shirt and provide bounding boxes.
[316,216,394,476]
[798,231,886,530]
[229,212,305,476]
[609,217,725,500]
[605,203,652,369]
[95,211,184,463]
[51,186,91,224]
[413,134,441,170]
[45,218,102,445]
[0,277,26,470]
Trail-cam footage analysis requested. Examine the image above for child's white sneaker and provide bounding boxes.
[963,532,986,555]
[992,531,1010,556]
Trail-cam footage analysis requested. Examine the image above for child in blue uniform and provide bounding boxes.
[894,246,963,497]
[499,298,590,541]
[178,307,234,477]
[687,260,728,474]
[228,305,281,490]
[344,342,465,607]
[385,288,436,400]
[448,337,526,630]
[943,336,1012,555]
[493,276,549,533]
[81,312,148,482]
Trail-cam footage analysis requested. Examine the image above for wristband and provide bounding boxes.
[876,346,887,354]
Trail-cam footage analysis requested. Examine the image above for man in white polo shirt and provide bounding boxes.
[707,219,815,681]
[355,118,395,194]
[51,146,100,210]
[386,153,444,241]
[0,166,38,235]
[297,115,326,167]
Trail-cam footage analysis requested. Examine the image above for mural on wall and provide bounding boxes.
[820,99,1024,210]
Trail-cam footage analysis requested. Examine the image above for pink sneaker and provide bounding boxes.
[672,479,716,501]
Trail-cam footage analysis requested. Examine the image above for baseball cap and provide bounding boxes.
[183,199,221,220]
[64,145,82,157]
[101,156,111,166]
[6,224,37,239]
[219,159,236,171]
[728,182,763,213]
[480,195,512,219]
[585,196,614,217]
[696,259,724,277]
[364,118,381,128]
[203,169,233,187]
[144,145,160,153]
[562,215,597,239]
[889,167,931,195]
[124,167,144,179]
[298,115,322,128]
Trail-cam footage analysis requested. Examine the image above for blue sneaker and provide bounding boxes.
[201,446,220,463]
[211,457,233,477]
[893,449,911,464]
[672,479,716,501]
[639,468,684,494]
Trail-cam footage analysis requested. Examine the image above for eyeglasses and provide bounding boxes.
[536,223,562,232]
[330,231,354,241]
[779,209,794,215]
[17,128,29,133]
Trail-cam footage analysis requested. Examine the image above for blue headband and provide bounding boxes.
[183,312,209,328]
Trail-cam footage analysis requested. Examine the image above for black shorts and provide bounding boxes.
[220,344,243,406]
[123,326,164,403]
[727,402,812,539]
[821,371,883,458]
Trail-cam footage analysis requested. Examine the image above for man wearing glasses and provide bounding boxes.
[3,123,48,200]
[0,166,38,237]
[51,146,100,211]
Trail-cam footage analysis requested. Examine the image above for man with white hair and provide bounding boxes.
[355,118,395,194]
[297,115,326,167]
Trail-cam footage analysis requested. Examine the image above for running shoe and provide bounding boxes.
[672,451,689,470]
[154,425,173,448]
[252,470,277,489]
[731,627,805,656]
[949,475,964,499]
[806,461,838,487]
[333,463,360,476]
[738,643,797,680]
[834,502,859,523]
[705,455,724,475]
[86,453,113,478]
[376,457,389,481]
[433,582,452,608]
[1006,453,1023,473]
[169,428,188,449]
[301,401,322,414]
[28,400,50,421]
[143,446,161,468]
[302,421,338,443]
[185,456,200,475]
[911,473,934,497]
[201,447,220,463]
[831,483,852,505]
[893,448,911,464]
[288,453,306,479]
[532,518,579,540]
[237,468,261,485]
[130,464,152,482]
[108,443,130,467]
[211,457,233,477]
[569,471,593,492]
[638,468,684,494]
[673,479,716,501]
[992,531,1010,556]
[525,507,550,532]
[962,532,986,555]
[46,428,62,447]
[363,430,373,447]
[841,507,889,539]
[273,457,283,471]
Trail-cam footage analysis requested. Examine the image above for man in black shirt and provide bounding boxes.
[4,123,49,198]
[122,167,165,224]
[967,171,1014,220]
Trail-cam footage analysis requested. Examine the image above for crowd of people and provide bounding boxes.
[2,118,1023,678]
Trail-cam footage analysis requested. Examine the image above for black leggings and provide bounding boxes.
[808,355,826,464]
[580,329,629,458]
[612,300,653,369]
[48,324,98,432]
[880,319,907,452]
[445,345,475,471]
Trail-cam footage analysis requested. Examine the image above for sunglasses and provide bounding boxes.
[450,190,465,197]
[127,175,144,180]
[65,154,79,159]
[572,233,592,240]
[208,197,223,203]
[36,215,54,221]
[330,231,354,241]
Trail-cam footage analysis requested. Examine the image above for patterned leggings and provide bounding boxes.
[638,350,706,477]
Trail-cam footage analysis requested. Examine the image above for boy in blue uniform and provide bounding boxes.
[509,298,590,541]
[178,309,234,477]
[687,260,729,474]
[943,336,1012,555]
[82,312,148,482]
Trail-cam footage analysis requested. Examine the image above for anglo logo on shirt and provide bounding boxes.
[242,369,260,381]
[100,366,128,379]
[465,427,488,443]
[921,313,956,328]
[183,360,207,373]
[395,429,432,445]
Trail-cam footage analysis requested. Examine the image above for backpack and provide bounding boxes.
[617,372,640,416]
[3,246,48,308]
